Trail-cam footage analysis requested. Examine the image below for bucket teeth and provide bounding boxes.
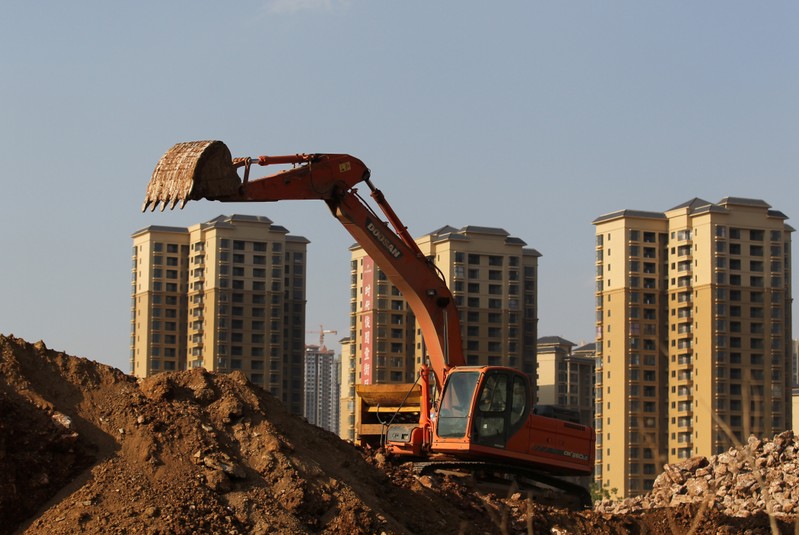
[141,197,168,213]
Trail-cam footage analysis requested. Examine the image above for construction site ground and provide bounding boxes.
[1,334,796,534]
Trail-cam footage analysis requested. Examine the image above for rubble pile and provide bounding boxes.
[1,333,797,534]
[596,432,799,520]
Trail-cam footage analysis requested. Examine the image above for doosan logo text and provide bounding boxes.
[366,219,402,259]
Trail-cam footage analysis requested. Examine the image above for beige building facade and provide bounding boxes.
[131,214,309,415]
[536,337,596,426]
[341,225,540,439]
[593,197,793,498]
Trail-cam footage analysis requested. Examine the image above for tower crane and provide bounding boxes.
[307,325,338,346]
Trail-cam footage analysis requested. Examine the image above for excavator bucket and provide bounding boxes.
[142,140,243,211]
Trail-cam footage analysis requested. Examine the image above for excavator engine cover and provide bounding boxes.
[143,140,242,211]
[386,424,424,456]
[386,424,416,444]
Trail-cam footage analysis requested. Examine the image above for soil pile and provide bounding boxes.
[1,334,796,534]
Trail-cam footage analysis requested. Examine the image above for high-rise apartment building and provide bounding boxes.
[536,337,596,426]
[131,214,309,415]
[304,344,340,434]
[593,197,793,498]
[339,336,356,441]
[343,225,540,440]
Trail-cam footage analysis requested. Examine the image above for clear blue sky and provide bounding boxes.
[1,1,797,373]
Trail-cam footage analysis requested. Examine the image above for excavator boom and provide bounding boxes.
[143,140,464,389]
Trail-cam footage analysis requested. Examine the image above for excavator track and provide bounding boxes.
[412,460,592,510]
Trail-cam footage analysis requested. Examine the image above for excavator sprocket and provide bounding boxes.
[142,140,242,212]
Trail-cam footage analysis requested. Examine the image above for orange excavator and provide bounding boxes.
[143,140,596,506]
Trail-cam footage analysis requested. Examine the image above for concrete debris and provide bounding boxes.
[596,430,799,518]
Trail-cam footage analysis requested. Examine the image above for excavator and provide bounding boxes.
[142,140,596,506]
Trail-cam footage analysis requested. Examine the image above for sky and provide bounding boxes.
[1,1,797,373]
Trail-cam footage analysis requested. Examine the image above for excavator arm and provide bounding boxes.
[143,140,464,390]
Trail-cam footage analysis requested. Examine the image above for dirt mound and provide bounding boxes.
[0,334,796,534]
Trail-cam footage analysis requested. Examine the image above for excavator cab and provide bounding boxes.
[434,367,531,451]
